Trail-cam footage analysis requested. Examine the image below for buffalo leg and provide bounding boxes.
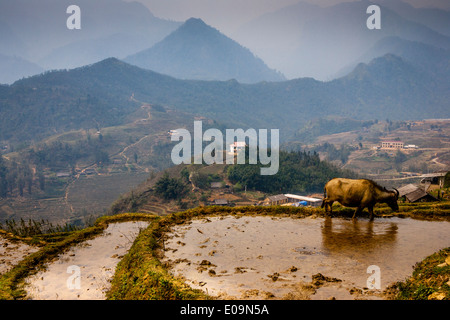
[321,199,327,210]
[352,206,363,219]
[322,199,330,214]
[368,206,374,221]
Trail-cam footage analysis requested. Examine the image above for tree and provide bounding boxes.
[394,150,407,164]
[444,171,450,188]
[94,150,110,166]
[17,176,25,197]
[0,156,7,197]
[155,173,186,200]
[226,150,357,194]
[190,171,209,189]
[38,172,45,191]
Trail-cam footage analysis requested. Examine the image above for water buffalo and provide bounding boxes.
[321,178,399,220]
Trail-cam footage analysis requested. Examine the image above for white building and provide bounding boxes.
[381,141,404,149]
[229,141,246,154]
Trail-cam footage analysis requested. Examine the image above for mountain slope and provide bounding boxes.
[0,0,180,72]
[336,36,450,80]
[375,0,450,37]
[330,54,444,120]
[125,18,285,83]
[234,1,450,80]
[0,55,448,144]
[0,54,43,84]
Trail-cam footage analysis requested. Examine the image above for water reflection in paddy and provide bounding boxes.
[162,215,449,300]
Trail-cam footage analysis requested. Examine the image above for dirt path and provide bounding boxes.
[63,164,98,215]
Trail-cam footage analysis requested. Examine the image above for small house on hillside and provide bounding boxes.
[420,171,448,189]
[263,194,288,206]
[210,182,223,189]
[397,184,437,203]
[381,141,404,149]
[84,168,96,175]
[212,199,229,206]
[56,172,71,178]
[229,141,246,155]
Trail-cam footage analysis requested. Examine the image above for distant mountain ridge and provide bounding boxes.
[1,0,448,83]
[125,18,285,83]
[234,0,450,80]
[0,54,448,144]
[0,0,180,83]
[336,36,450,80]
[0,54,44,84]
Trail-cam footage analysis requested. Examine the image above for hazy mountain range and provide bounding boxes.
[0,0,180,82]
[233,0,450,80]
[1,0,448,83]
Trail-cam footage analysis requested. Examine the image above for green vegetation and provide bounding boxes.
[107,214,208,300]
[0,218,80,239]
[0,155,34,198]
[108,149,360,216]
[0,133,113,199]
[226,150,358,194]
[154,173,187,200]
[391,247,450,300]
[445,172,450,188]
[27,137,110,169]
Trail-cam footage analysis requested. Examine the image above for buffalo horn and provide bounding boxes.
[393,188,399,197]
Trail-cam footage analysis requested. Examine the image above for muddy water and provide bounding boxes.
[25,221,149,300]
[162,215,449,300]
[0,237,39,274]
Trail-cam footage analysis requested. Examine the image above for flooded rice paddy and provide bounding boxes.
[162,215,450,300]
[25,220,149,300]
[0,237,39,274]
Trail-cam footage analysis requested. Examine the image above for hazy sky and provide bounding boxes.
[128,0,450,33]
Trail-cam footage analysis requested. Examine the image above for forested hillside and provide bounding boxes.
[1,54,448,145]
[226,150,358,194]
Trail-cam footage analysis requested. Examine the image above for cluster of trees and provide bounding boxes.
[26,135,110,170]
[154,173,187,200]
[0,133,113,199]
[0,218,80,237]
[314,143,356,164]
[226,150,357,194]
[189,170,222,190]
[0,156,43,198]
